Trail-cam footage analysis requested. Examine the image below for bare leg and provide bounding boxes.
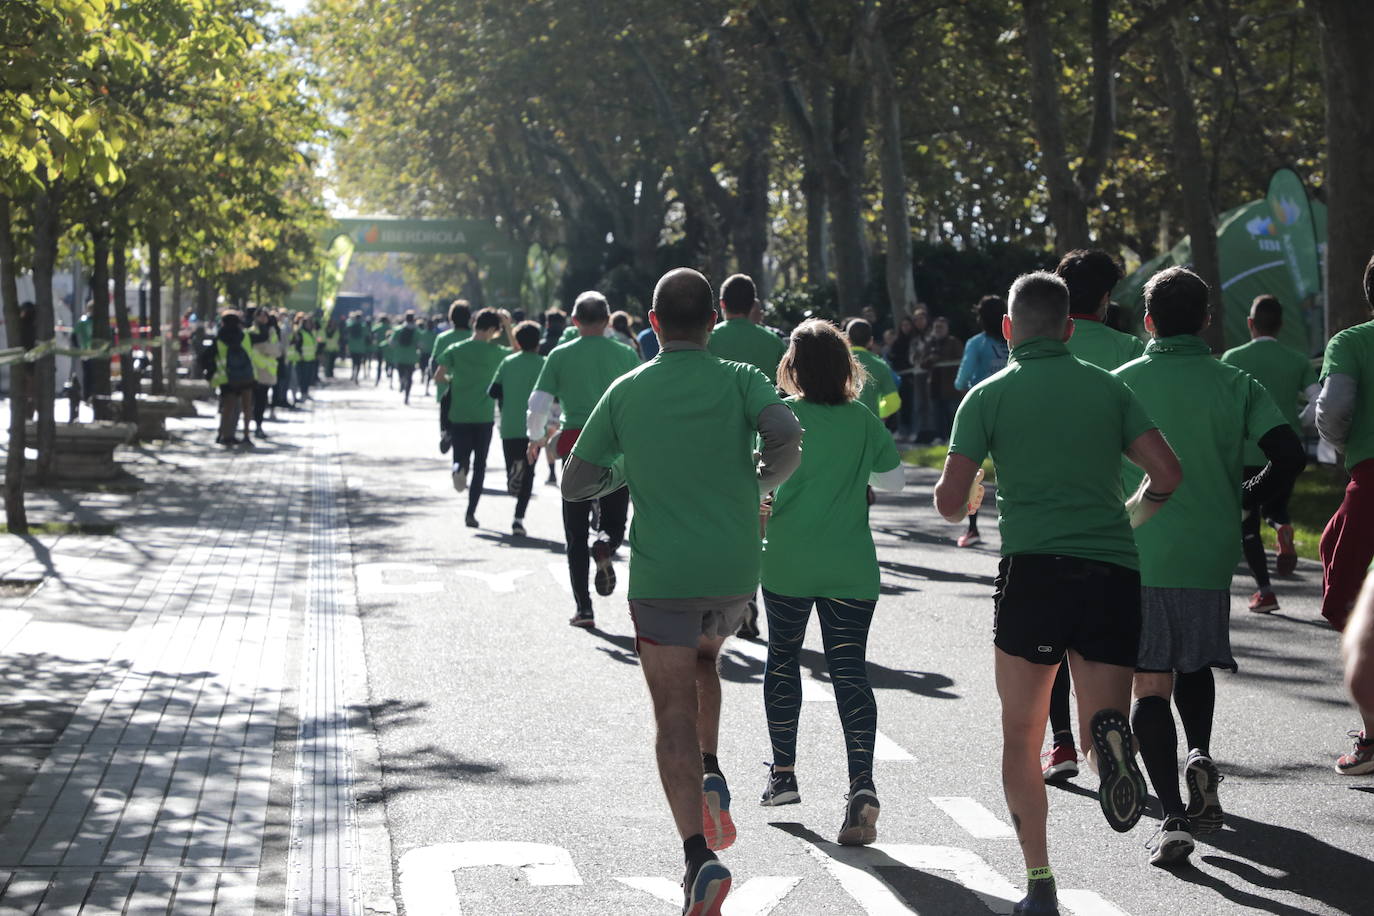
[639,639,720,840]
[696,636,725,756]
[1065,650,1135,770]
[994,648,1057,869]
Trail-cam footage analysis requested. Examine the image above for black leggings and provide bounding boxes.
[396,363,415,400]
[762,589,878,788]
[502,437,535,519]
[562,484,628,606]
[253,383,270,424]
[451,422,494,515]
[1049,663,1074,747]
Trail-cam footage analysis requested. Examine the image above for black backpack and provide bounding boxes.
[396,326,415,348]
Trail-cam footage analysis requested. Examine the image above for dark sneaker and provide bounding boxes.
[439,431,451,454]
[1184,749,1224,834]
[1090,709,1147,832]
[1041,744,1079,782]
[591,540,616,596]
[465,512,478,529]
[512,519,526,537]
[737,600,760,639]
[1335,730,1374,775]
[837,787,880,846]
[681,856,731,916]
[1012,876,1059,915]
[702,773,736,851]
[569,605,595,628]
[759,767,800,806]
[1148,816,1195,867]
[546,469,558,486]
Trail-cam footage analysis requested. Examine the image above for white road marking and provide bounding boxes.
[398,842,582,916]
[929,797,1016,839]
[795,840,912,915]
[614,875,801,914]
[0,610,32,652]
[548,562,571,592]
[452,569,531,593]
[1059,889,1133,916]
[356,562,444,595]
[874,732,914,762]
[798,840,1022,914]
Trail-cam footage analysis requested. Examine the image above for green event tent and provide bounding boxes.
[1115,169,1326,355]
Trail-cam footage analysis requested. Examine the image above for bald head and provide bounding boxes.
[651,268,716,342]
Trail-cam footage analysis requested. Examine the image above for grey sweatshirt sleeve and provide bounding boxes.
[561,455,624,502]
[1316,374,1357,452]
[869,464,906,492]
[757,403,804,494]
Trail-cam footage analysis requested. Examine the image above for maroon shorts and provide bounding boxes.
[556,428,581,459]
[1320,459,1374,631]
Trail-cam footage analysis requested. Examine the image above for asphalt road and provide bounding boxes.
[326,380,1373,916]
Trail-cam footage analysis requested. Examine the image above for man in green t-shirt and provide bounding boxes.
[707,273,786,383]
[1115,267,1303,866]
[433,300,472,453]
[1316,251,1374,774]
[845,319,901,420]
[345,312,369,383]
[487,321,545,536]
[386,311,423,405]
[416,316,439,396]
[526,292,641,623]
[935,271,1181,908]
[433,308,511,527]
[1221,294,1318,610]
[562,268,802,916]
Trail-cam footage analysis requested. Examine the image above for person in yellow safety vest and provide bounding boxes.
[321,318,342,378]
[211,310,275,447]
[248,308,283,438]
[292,314,320,402]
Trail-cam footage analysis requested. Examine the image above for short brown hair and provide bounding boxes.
[652,268,715,338]
[778,319,862,405]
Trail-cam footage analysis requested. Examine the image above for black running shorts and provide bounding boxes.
[992,554,1141,667]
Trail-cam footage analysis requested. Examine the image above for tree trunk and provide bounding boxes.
[0,197,28,533]
[111,221,138,422]
[89,221,113,399]
[31,185,61,485]
[168,261,182,392]
[1158,18,1225,351]
[1022,0,1092,250]
[148,235,164,394]
[802,160,829,287]
[1313,0,1374,333]
[732,145,770,296]
[826,73,870,316]
[871,31,915,320]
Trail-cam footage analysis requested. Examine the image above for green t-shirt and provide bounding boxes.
[1320,320,1374,471]
[762,398,900,600]
[387,324,421,365]
[431,327,471,400]
[853,347,899,417]
[1221,337,1318,465]
[949,337,1154,570]
[559,325,579,346]
[1115,335,1289,589]
[438,337,511,423]
[492,350,545,439]
[708,317,787,383]
[572,348,783,599]
[417,326,438,356]
[533,335,640,429]
[345,320,369,354]
[369,323,389,353]
[1066,318,1145,371]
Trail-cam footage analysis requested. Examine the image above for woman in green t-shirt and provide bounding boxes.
[758,319,904,847]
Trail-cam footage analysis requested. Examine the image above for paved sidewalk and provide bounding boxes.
[0,393,389,914]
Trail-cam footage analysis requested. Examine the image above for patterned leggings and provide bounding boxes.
[762,589,878,788]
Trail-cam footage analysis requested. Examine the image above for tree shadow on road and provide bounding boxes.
[878,559,995,588]
[718,642,958,699]
[585,628,638,666]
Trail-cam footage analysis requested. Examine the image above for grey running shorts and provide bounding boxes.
[1136,586,1237,673]
[628,595,752,649]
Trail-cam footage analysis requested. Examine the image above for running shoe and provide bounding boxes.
[465,512,478,529]
[956,530,981,548]
[1184,749,1224,834]
[546,469,558,486]
[451,467,467,492]
[1012,876,1059,915]
[568,604,595,628]
[591,540,617,596]
[1274,523,1297,576]
[1041,745,1079,782]
[1335,730,1374,775]
[512,519,526,537]
[837,787,880,846]
[1248,590,1279,614]
[439,431,451,454]
[1089,709,1147,832]
[737,600,760,639]
[702,773,736,851]
[759,767,800,806]
[1147,816,1194,867]
[681,856,731,916]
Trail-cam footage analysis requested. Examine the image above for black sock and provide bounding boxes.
[683,833,711,864]
[702,753,722,779]
[967,513,979,534]
[1049,664,1074,748]
[1173,668,1215,758]
[1241,524,1271,590]
[1131,696,1186,818]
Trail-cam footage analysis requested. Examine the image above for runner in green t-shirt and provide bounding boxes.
[1220,295,1319,608]
[416,317,439,396]
[369,315,391,387]
[433,308,512,526]
[525,293,642,620]
[1114,267,1303,867]
[562,268,803,915]
[432,300,472,453]
[385,311,423,405]
[935,271,1181,905]
[1315,252,1374,774]
[487,321,545,536]
[844,319,901,420]
[707,274,787,383]
[345,313,369,382]
[757,319,902,846]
